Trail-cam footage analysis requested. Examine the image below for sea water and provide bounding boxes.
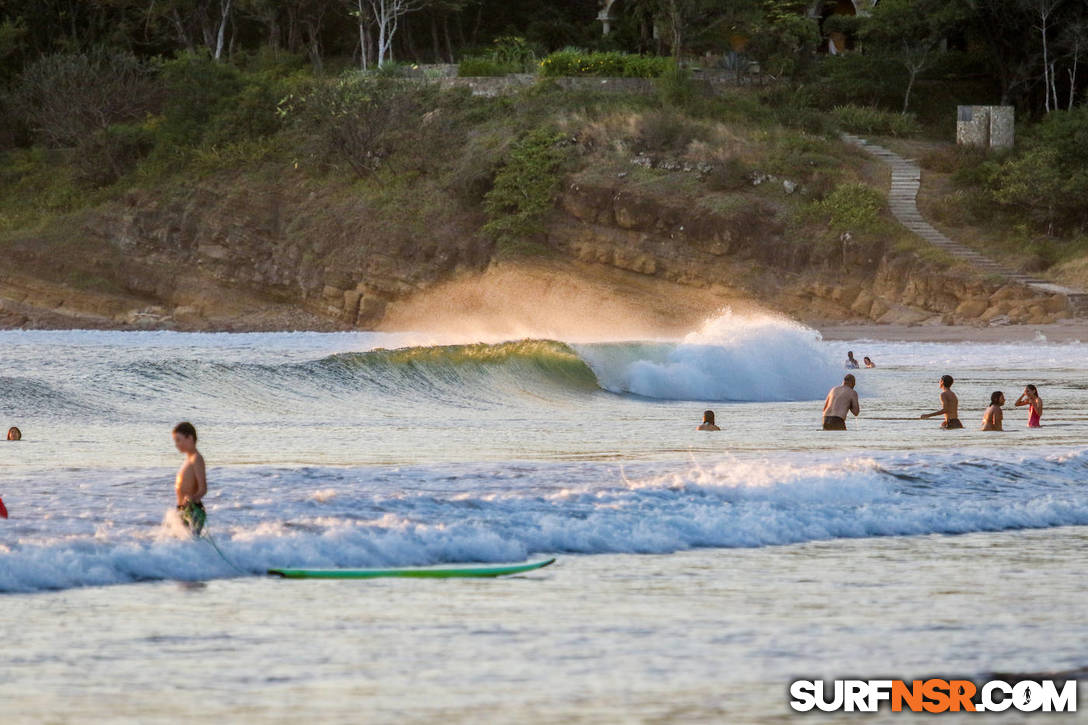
[1,313,1086,723]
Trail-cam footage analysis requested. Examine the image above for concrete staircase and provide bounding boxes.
[842,134,1087,315]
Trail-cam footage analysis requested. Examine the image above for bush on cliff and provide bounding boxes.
[483,127,568,252]
[983,108,1088,235]
[7,50,160,148]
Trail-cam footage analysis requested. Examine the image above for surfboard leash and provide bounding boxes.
[201,527,251,576]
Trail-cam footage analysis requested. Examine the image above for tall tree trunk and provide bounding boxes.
[443,14,455,62]
[358,0,369,70]
[430,11,442,63]
[1070,42,1080,110]
[903,66,918,114]
[1040,11,1051,111]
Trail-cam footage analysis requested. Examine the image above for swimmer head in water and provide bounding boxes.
[6,427,20,441]
[697,410,720,431]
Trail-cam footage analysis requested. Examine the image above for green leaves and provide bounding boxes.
[482,127,567,250]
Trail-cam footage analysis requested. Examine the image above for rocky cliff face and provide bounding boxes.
[551,179,1072,327]
[0,170,1073,330]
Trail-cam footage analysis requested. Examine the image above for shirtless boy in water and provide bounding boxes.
[981,391,1004,431]
[921,375,962,429]
[173,422,207,535]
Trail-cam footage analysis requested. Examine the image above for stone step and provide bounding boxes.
[840,132,1087,306]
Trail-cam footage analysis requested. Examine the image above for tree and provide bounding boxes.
[366,0,424,66]
[1024,0,1066,112]
[1059,22,1088,110]
[746,2,821,82]
[862,0,966,113]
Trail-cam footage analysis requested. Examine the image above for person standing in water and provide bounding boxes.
[822,374,860,430]
[921,375,962,429]
[982,391,1005,431]
[697,410,721,431]
[173,422,207,535]
[1015,385,1043,428]
[845,351,860,369]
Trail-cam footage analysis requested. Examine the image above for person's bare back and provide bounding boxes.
[822,375,860,430]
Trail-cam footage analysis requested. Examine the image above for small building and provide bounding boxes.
[957,106,1015,149]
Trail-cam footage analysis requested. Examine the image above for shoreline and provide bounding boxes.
[817,321,1088,343]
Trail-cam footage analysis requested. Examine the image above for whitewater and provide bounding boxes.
[2,313,1087,723]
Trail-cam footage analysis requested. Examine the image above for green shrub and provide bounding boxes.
[656,62,696,107]
[810,182,886,234]
[489,35,537,72]
[483,127,567,250]
[831,104,920,137]
[159,52,244,145]
[539,51,671,78]
[458,57,518,77]
[283,75,440,178]
[983,107,1088,233]
[74,122,156,186]
[9,50,160,148]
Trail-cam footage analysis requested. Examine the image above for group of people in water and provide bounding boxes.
[820,373,1042,432]
[697,350,1046,434]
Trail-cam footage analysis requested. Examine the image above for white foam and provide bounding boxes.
[3,449,1087,593]
[580,311,841,401]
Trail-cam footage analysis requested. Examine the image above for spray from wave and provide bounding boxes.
[578,311,840,401]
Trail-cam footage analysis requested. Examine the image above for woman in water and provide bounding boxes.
[6,427,20,441]
[981,392,1004,431]
[697,410,720,431]
[1015,385,1043,428]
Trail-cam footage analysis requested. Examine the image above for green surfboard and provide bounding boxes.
[268,558,556,579]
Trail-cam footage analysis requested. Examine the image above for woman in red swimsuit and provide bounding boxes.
[1015,385,1043,428]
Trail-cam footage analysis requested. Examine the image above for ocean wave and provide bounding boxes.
[92,313,840,407]
[3,449,1086,593]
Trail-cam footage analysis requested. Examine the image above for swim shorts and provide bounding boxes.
[178,501,206,536]
[942,418,964,430]
[823,416,847,431]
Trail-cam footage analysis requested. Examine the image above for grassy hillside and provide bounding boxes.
[0,53,1082,328]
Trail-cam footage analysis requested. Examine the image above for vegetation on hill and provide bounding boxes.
[1,0,1088,296]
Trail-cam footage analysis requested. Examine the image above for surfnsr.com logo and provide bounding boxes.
[789,679,1077,713]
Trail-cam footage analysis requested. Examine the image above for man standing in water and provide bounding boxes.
[845,351,860,369]
[921,375,962,429]
[173,422,207,535]
[822,374,860,430]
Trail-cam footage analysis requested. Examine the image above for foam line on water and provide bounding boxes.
[2,448,1086,593]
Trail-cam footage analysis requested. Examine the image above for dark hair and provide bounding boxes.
[173,421,197,442]
[703,410,715,425]
[847,351,855,356]
[941,375,954,388]
[843,373,856,384]
[1025,384,1038,394]
[863,356,871,362]
[990,391,1003,405]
